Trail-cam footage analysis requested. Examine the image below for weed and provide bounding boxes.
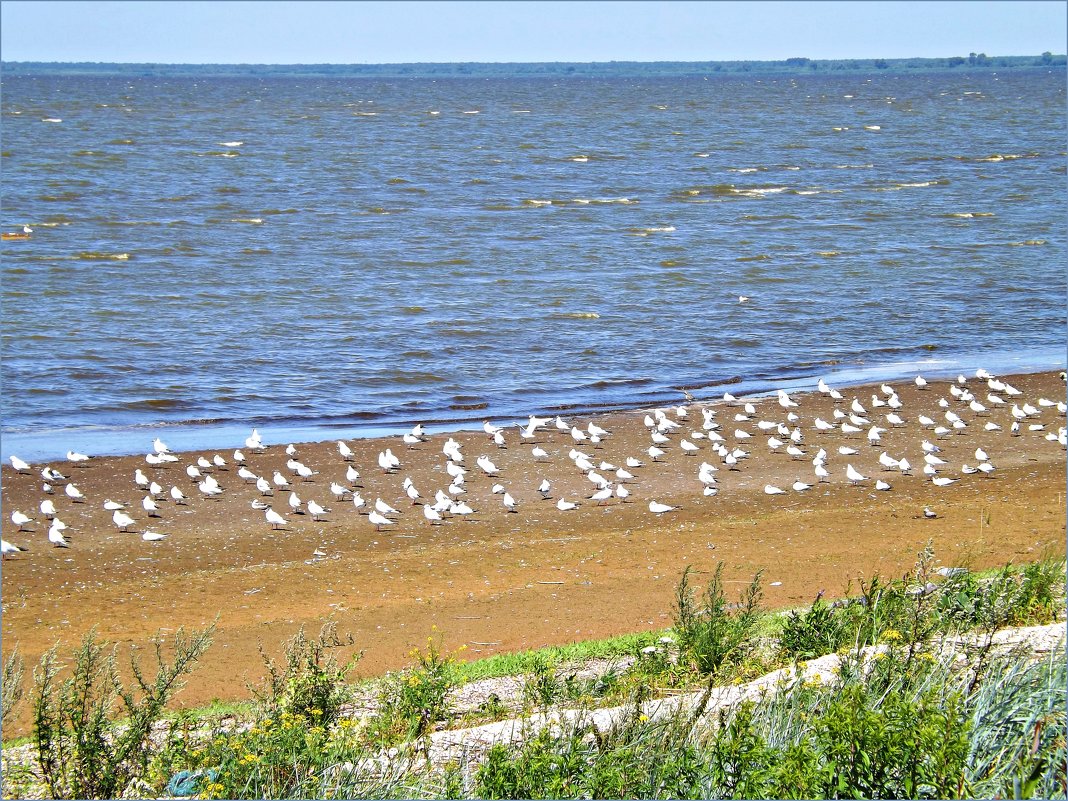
[2,646,24,725]
[31,624,213,799]
[251,622,360,728]
[370,631,460,743]
[522,655,560,709]
[673,563,764,676]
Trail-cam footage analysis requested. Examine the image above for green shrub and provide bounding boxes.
[370,630,460,743]
[672,563,764,676]
[251,622,360,728]
[31,624,214,799]
[778,595,847,660]
[522,655,560,709]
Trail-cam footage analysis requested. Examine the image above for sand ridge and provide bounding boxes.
[1,370,1065,735]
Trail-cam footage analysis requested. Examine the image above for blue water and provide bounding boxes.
[2,69,1065,462]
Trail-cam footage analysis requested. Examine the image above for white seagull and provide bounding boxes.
[845,464,868,485]
[368,511,392,530]
[10,511,33,530]
[113,510,136,531]
[48,525,70,548]
[375,498,399,516]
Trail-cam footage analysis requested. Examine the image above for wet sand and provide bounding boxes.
[2,370,1065,736]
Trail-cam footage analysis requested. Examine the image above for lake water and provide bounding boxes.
[2,68,1065,461]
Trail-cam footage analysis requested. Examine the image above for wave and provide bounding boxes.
[550,312,601,319]
[76,251,130,260]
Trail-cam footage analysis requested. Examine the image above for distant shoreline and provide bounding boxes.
[2,53,1065,78]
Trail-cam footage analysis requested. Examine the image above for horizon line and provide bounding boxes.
[3,52,1064,68]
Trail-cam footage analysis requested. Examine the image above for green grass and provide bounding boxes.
[450,629,666,684]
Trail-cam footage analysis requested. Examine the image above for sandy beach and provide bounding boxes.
[2,370,1065,736]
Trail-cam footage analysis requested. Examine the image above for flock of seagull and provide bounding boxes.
[3,369,1066,561]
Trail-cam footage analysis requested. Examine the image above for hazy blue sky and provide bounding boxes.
[2,1,1065,64]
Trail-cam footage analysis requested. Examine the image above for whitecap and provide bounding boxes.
[232,218,264,224]
[734,187,789,197]
[864,125,882,131]
[41,117,62,123]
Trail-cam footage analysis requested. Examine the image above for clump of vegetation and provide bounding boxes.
[30,624,214,799]
[251,622,360,727]
[2,647,25,725]
[672,563,764,677]
[368,630,462,744]
[777,546,1066,664]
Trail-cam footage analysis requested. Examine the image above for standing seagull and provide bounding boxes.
[368,511,392,530]
[113,510,136,532]
[10,511,33,531]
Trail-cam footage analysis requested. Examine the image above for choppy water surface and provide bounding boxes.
[2,69,1065,459]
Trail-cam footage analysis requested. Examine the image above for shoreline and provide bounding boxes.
[3,347,1064,463]
[1,368,1064,736]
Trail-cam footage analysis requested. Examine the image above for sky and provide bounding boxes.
[1,1,1065,64]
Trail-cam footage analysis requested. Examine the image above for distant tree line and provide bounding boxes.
[1,53,1064,78]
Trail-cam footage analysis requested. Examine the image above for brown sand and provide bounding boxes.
[2,371,1065,736]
